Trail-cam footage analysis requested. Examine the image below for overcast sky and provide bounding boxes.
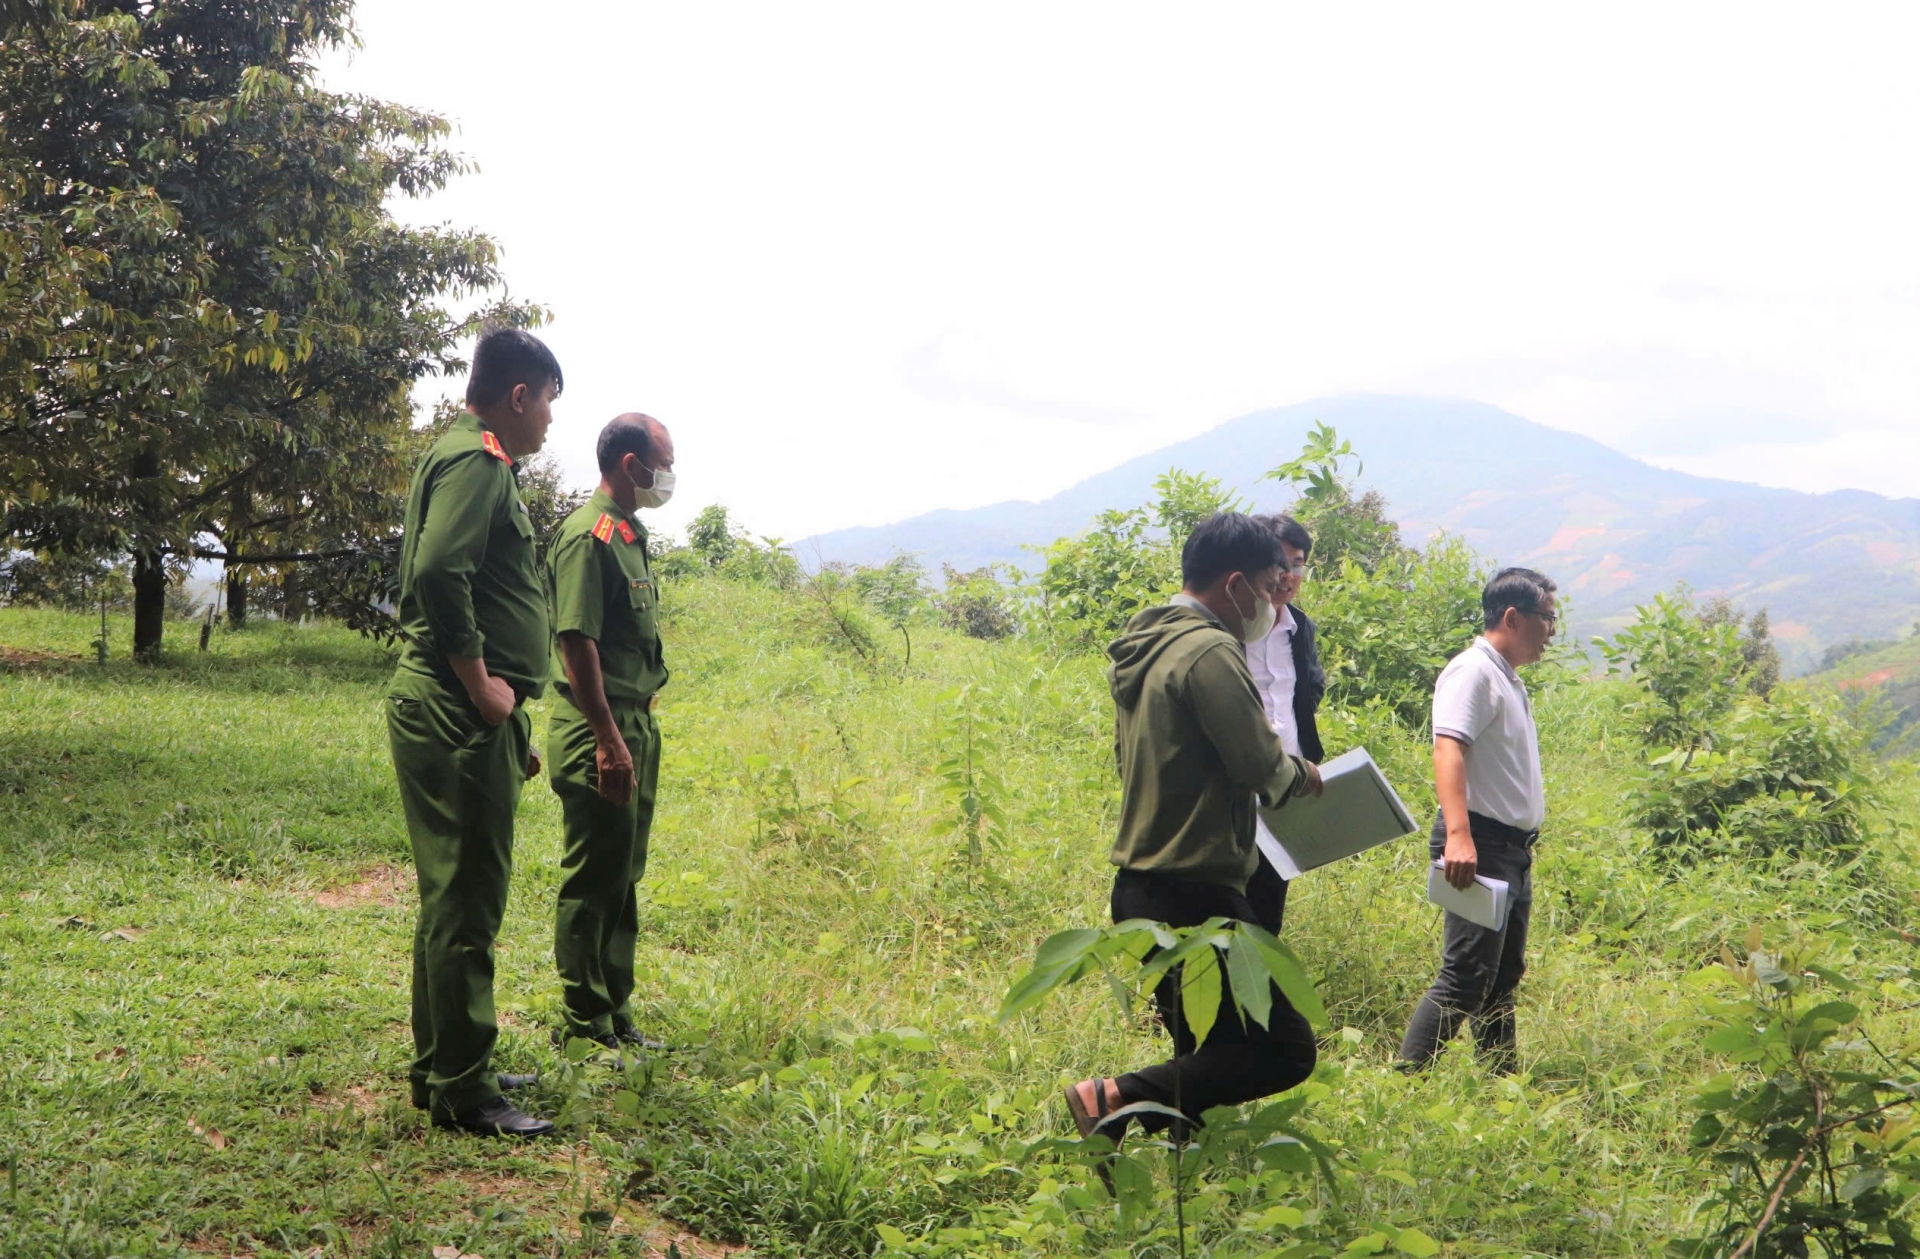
[317,3,1920,541]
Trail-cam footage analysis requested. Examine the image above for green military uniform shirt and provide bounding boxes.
[390,413,550,701]
[546,490,669,703]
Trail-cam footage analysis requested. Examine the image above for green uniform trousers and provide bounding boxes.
[386,690,531,1118]
[547,698,659,1040]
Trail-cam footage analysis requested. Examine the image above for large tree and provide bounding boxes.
[0,0,534,655]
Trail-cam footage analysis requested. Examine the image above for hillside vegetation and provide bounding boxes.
[1812,633,1920,757]
[6,527,1920,1258]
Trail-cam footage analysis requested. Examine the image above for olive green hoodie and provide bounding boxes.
[1106,600,1310,891]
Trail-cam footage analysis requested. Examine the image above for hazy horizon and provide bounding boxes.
[318,3,1920,540]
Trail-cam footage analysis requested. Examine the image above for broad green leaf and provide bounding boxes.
[1182,946,1222,1045]
[1240,922,1329,1029]
[1841,1167,1889,1201]
[1226,930,1273,1029]
[1031,927,1103,970]
[875,1223,909,1249]
[1799,1000,1860,1027]
[1394,1228,1441,1257]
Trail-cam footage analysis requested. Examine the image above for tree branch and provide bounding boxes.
[189,546,359,564]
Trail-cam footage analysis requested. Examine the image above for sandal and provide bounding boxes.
[1063,1080,1119,1195]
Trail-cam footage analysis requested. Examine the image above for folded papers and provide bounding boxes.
[1425,860,1513,931]
[1256,747,1419,876]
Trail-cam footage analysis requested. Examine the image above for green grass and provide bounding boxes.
[4,586,1920,1257]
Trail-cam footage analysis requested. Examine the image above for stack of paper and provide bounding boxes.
[1425,861,1512,931]
[1256,747,1419,877]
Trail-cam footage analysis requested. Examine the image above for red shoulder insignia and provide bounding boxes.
[616,520,636,544]
[592,513,616,544]
[480,430,511,463]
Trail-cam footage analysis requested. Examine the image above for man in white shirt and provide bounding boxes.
[1244,515,1326,934]
[1397,567,1556,1075]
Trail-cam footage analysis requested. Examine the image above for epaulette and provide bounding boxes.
[592,513,639,545]
[480,430,511,463]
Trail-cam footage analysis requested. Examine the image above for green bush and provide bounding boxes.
[1029,469,1241,645]
[1635,687,1872,862]
[935,564,1019,640]
[1309,535,1486,729]
[1606,589,1874,865]
[1675,932,1920,1259]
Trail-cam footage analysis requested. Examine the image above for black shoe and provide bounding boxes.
[434,1096,556,1138]
[413,1073,535,1109]
[613,1025,668,1052]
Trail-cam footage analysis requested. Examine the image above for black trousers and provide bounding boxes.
[1111,869,1318,1130]
[1398,811,1535,1074]
[1245,856,1289,935]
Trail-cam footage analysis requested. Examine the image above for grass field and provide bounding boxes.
[4,584,1919,1258]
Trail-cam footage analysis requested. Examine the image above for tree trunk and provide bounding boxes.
[227,566,248,628]
[281,567,302,623]
[227,485,250,628]
[132,548,166,659]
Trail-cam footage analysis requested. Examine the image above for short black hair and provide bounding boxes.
[1261,513,1313,563]
[1181,511,1285,590]
[596,413,659,475]
[1483,566,1557,630]
[465,326,563,410]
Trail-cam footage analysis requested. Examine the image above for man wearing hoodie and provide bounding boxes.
[1065,512,1322,1144]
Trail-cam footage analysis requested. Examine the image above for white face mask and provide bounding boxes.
[1231,576,1277,644]
[635,466,675,509]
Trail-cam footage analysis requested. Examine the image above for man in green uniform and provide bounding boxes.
[546,413,675,1052]
[386,327,562,1138]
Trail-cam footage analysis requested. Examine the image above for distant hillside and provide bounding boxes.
[1811,634,1920,755]
[801,396,1920,672]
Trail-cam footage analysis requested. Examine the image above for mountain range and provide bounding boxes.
[800,396,1920,672]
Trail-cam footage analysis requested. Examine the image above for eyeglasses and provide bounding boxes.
[1524,608,1559,627]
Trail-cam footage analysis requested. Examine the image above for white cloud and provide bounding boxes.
[317,1,1920,538]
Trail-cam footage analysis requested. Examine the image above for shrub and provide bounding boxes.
[1676,933,1920,1259]
[1029,470,1242,646]
[1602,589,1758,751]
[1308,535,1486,729]
[1604,588,1872,864]
[1634,686,1872,862]
[936,564,1019,640]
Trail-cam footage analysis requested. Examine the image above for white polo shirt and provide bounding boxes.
[1431,638,1545,832]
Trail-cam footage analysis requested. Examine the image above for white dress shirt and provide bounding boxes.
[1245,605,1302,757]
[1247,606,1303,877]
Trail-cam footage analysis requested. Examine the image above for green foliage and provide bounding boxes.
[852,553,931,630]
[1674,932,1920,1258]
[1635,688,1873,863]
[0,0,534,655]
[5,550,1920,1258]
[1603,589,1763,751]
[0,551,130,611]
[935,564,1019,641]
[1309,535,1487,729]
[1151,467,1247,550]
[931,686,1007,866]
[1264,422,1405,574]
[1031,505,1171,644]
[686,504,741,569]
[1606,588,1872,864]
[1700,598,1783,700]
[1031,469,1241,645]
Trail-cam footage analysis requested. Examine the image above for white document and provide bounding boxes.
[1426,861,1512,931]
[1256,747,1418,876]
